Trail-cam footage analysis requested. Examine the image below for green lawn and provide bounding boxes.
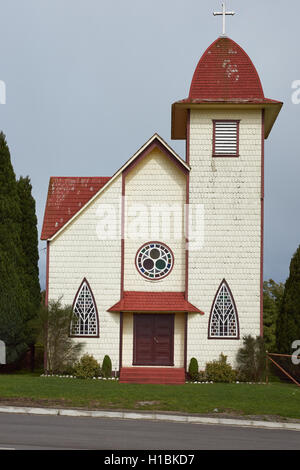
[0,374,299,420]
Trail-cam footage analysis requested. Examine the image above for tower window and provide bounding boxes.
[213,120,240,157]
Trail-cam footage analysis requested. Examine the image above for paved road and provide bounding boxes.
[0,413,299,450]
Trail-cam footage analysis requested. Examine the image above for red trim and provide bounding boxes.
[260,109,265,337]
[212,119,216,156]
[237,120,240,156]
[208,279,240,340]
[121,172,125,298]
[119,312,123,372]
[69,278,100,338]
[134,241,175,281]
[44,241,50,372]
[123,138,189,177]
[184,312,188,374]
[44,241,50,371]
[212,120,240,158]
[185,110,190,301]
[186,110,190,166]
[45,241,50,306]
[185,176,190,300]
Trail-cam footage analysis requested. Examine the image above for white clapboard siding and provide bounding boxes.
[214,121,239,155]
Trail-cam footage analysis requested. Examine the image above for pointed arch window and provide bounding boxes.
[208,279,239,339]
[70,279,99,337]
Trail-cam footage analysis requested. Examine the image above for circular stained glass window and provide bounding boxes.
[135,242,174,280]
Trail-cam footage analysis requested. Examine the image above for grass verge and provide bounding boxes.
[0,374,299,420]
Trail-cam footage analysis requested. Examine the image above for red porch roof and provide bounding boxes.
[108,291,204,314]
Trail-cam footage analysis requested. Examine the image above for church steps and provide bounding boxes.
[119,367,185,385]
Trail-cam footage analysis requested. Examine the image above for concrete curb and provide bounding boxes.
[0,405,300,431]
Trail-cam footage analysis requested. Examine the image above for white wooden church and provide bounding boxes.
[41,8,282,383]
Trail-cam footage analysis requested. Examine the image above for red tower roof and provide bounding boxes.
[171,36,282,140]
[189,36,264,101]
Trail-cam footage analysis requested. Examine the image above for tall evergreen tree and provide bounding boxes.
[17,176,40,337]
[0,132,30,362]
[263,279,284,352]
[276,245,300,354]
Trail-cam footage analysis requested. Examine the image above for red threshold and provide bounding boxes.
[119,367,185,385]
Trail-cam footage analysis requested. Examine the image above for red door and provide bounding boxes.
[133,314,174,366]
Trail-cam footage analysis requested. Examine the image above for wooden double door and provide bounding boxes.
[133,314,174,366]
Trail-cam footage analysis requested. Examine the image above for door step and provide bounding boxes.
[119,367,185,385]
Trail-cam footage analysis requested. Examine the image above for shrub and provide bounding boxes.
[60,364,76,376]
[102,355,112,378]
[198,370,206,382]
[205,353,237,383]
[31,299,83,374]
[188,357,199,381]
[236,335,266,382]
[75,354,101,379]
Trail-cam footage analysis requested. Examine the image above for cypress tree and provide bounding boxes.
[0,132,29,362]
[17,176,41,331]
[263,279,284,352]
[276,246,300,354]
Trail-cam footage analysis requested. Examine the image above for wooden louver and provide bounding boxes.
[213,120,239,156]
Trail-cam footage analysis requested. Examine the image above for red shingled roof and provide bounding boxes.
[108,291,204,314]
[189,36,265,101]
[171,36,283,140]
[41,177,110,240]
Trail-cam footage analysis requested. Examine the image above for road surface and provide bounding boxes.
[0,412,299,450]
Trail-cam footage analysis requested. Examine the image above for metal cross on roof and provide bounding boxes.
[213,2,235,36]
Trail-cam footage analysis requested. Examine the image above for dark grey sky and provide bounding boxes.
[0,0,299,289]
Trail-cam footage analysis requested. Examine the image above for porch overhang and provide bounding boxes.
[108,291,204,314]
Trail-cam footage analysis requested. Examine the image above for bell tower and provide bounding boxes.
[171,35,282,368]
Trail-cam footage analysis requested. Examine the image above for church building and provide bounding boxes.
[41,16,282,383]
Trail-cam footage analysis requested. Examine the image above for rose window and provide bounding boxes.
[136,242,174,280]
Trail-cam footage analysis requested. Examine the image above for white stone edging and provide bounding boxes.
[40,374,119,380]
[40,375,266,385]
[0,405,299,432]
